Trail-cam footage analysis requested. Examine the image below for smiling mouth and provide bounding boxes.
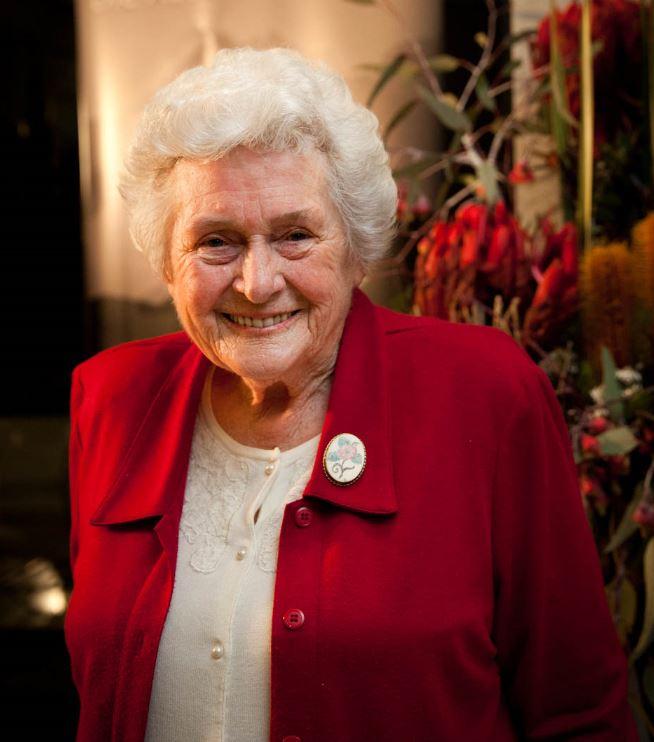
[221,310,301,328]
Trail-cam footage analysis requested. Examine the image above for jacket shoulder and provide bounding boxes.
[374,304,547,405]
[72,331,193,397]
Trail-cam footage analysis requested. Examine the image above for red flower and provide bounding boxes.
[633,501,654,528]
[560,224,578,278]
[579,472,608,505]
[580,433,600,456]
[484,225,510,271]
[587,416,609,435]
[532,0,642,147]
[413,194,431,219]
[508,159,535,184]
[532,258,566,308]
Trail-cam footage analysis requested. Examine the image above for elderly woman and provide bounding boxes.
[65,48,636,742]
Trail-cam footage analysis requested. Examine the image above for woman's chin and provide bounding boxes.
[218,355,298,386]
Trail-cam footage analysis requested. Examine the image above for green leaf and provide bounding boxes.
[604,484,642,554]
[631,537,654,662]
[383,99,418,140]
[474,31,489,49]
[427,54,461,73]
[392,152,443,180]
[357,63,385,73]
[508,29,536,45]
[548,7,572,158]
[476,74,497,112]
[500,58,522,77]
[475,160,500,204]
[601,346,624,422]
[417,87,472,132]
[386,286,413,314]
[605,576,637,645]
[367,53,407,107]
[597,426,639,456]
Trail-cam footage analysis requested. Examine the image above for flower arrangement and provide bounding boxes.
[349,0,654,730]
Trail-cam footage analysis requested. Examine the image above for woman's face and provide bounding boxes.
[166,146,365,387]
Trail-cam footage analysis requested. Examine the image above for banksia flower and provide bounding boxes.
[579,243,635,373]
[631,213,654,364]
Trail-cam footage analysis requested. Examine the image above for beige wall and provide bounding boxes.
[76,0,442,307]
[511,0,562,230]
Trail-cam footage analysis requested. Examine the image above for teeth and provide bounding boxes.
[226,311,294,328]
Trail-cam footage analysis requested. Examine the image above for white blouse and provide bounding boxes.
[144,365,320,742]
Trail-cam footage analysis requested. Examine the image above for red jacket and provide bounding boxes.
[65,288,636,741]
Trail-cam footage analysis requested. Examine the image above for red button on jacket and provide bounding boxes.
[294,506,313,527]
[282,609,305,630]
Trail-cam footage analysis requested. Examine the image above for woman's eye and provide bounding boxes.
[201,236,228,248]
[285,230,310,242]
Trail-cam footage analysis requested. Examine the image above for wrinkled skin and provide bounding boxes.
[166,146,365,448]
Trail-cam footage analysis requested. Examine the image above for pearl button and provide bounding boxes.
[264,462,275,475]
[236,546,248,560]
[210,640,224,660]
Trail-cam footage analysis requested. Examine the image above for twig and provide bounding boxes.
[378,211,442,267]
[377,0,444,97]
[438,182,476,220]
[457,0,499,112]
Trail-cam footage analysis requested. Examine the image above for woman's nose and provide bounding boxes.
[233,241,285,304]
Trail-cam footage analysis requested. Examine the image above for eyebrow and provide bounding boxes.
[185,209,322,235]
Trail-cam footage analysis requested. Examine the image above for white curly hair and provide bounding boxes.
[119,47,398,279]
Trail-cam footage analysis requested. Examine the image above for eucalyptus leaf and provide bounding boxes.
[387,285,413,314]
[474,31,489,49]
[392,152,443,180]
[508,29,536,45]
[427,54,461,73]
[597,426,639,456]
[603,484,642,554]
[604,576,637,644]
[357,63,385,73]
[476,74,497,112]
[549,6,572,157]
[475,160,500,204]
[631,538,654,662]
[418,87,472,132]
[500,59,522,77]
[367,53,407,107]
[601,346,624,423]
[383,99,418,141]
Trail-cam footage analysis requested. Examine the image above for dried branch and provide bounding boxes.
[377,0,443,97]
[457,0,499,112]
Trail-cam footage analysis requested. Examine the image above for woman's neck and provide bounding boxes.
[209,366,331,450]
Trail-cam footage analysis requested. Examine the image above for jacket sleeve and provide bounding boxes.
[491,360,637,740]
[68,364,84,577]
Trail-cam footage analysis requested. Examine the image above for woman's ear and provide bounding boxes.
[352,257,366,287]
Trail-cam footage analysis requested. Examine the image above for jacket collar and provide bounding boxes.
[90,288,397,527]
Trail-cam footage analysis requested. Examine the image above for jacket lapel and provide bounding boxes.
[89,342,210,528]
[303,289,398,515]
